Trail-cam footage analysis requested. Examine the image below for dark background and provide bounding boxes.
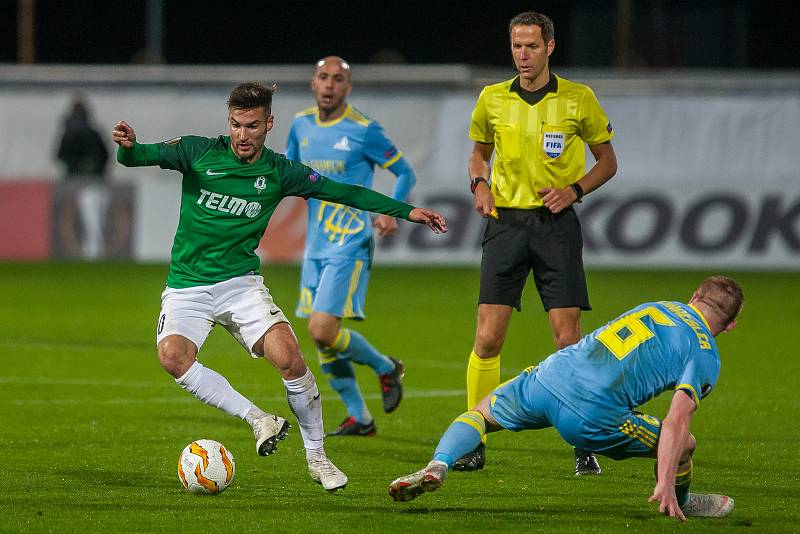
[2,0,799,68]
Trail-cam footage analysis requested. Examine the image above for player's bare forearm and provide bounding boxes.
[655,392,694,483]
[577,141,617,195]
[469,141,495,217]
[650,415,689,521]
[655,418,688,487]
[468,141,493,182]
[649,391,695,521]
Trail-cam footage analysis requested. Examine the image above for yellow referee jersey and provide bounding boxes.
[469,75,614,209]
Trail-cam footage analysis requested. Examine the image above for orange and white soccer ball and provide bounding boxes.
[178,439,235,494]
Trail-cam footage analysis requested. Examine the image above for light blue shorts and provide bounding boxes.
[295,257,371,320]
[489,367,662,460]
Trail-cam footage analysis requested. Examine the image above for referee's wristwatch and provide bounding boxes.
[470,177,488,194]
[570,183,584,203]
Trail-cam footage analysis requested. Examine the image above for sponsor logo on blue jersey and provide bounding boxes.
[333,136,351,151]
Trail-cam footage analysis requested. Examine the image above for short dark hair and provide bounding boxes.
[509,11,555,43]
[694,276,744,325]
[227,82,275,113]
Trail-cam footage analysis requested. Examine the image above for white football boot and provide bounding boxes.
[250,412,290,456]
[308,456,348,491]
[682,493,735,518]
[388,460,448,502]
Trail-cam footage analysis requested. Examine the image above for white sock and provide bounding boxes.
[244,405,270,428]
[306,446,326,462]
[175,361,252,419]
[283,369,324,452]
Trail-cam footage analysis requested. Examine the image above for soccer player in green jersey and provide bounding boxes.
[112,82,446,492]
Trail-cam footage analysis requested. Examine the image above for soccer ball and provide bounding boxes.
[178,439,235,494]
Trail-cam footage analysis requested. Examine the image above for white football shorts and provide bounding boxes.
[156,275,289,357]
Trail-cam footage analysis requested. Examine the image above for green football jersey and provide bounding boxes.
[118,135,414,288]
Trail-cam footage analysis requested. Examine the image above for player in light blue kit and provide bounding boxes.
[390,276,744,521]
[286,57,416,436]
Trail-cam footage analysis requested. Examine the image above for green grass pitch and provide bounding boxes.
[1,263,798,533]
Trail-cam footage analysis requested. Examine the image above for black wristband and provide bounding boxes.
[570,183,584,203]
[470,177,488,194]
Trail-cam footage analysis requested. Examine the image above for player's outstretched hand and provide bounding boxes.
[374,214,399,237]
[649,484,686,522]
[112,121,137,148]
[409,208,447,234]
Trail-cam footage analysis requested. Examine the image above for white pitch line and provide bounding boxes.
[4,388,466,406]
[0,339,149,351]
[0,376,168,388]
[0,355,467,370]
[0,374,478,389]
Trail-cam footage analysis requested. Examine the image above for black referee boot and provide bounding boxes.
[452,442,486,471]
[574,448,601,476]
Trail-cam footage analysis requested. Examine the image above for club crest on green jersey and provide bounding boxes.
[254,176,266,192]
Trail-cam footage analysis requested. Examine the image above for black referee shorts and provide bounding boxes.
[479,207,590,312]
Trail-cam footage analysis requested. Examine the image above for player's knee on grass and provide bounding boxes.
[157,335,197,378]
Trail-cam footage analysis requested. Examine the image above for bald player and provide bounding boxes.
[286,57,417,437]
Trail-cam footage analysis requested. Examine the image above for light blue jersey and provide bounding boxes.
[536,301,721,430]
[286,104,416,261]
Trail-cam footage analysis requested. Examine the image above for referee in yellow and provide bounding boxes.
[457,11,618,476]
